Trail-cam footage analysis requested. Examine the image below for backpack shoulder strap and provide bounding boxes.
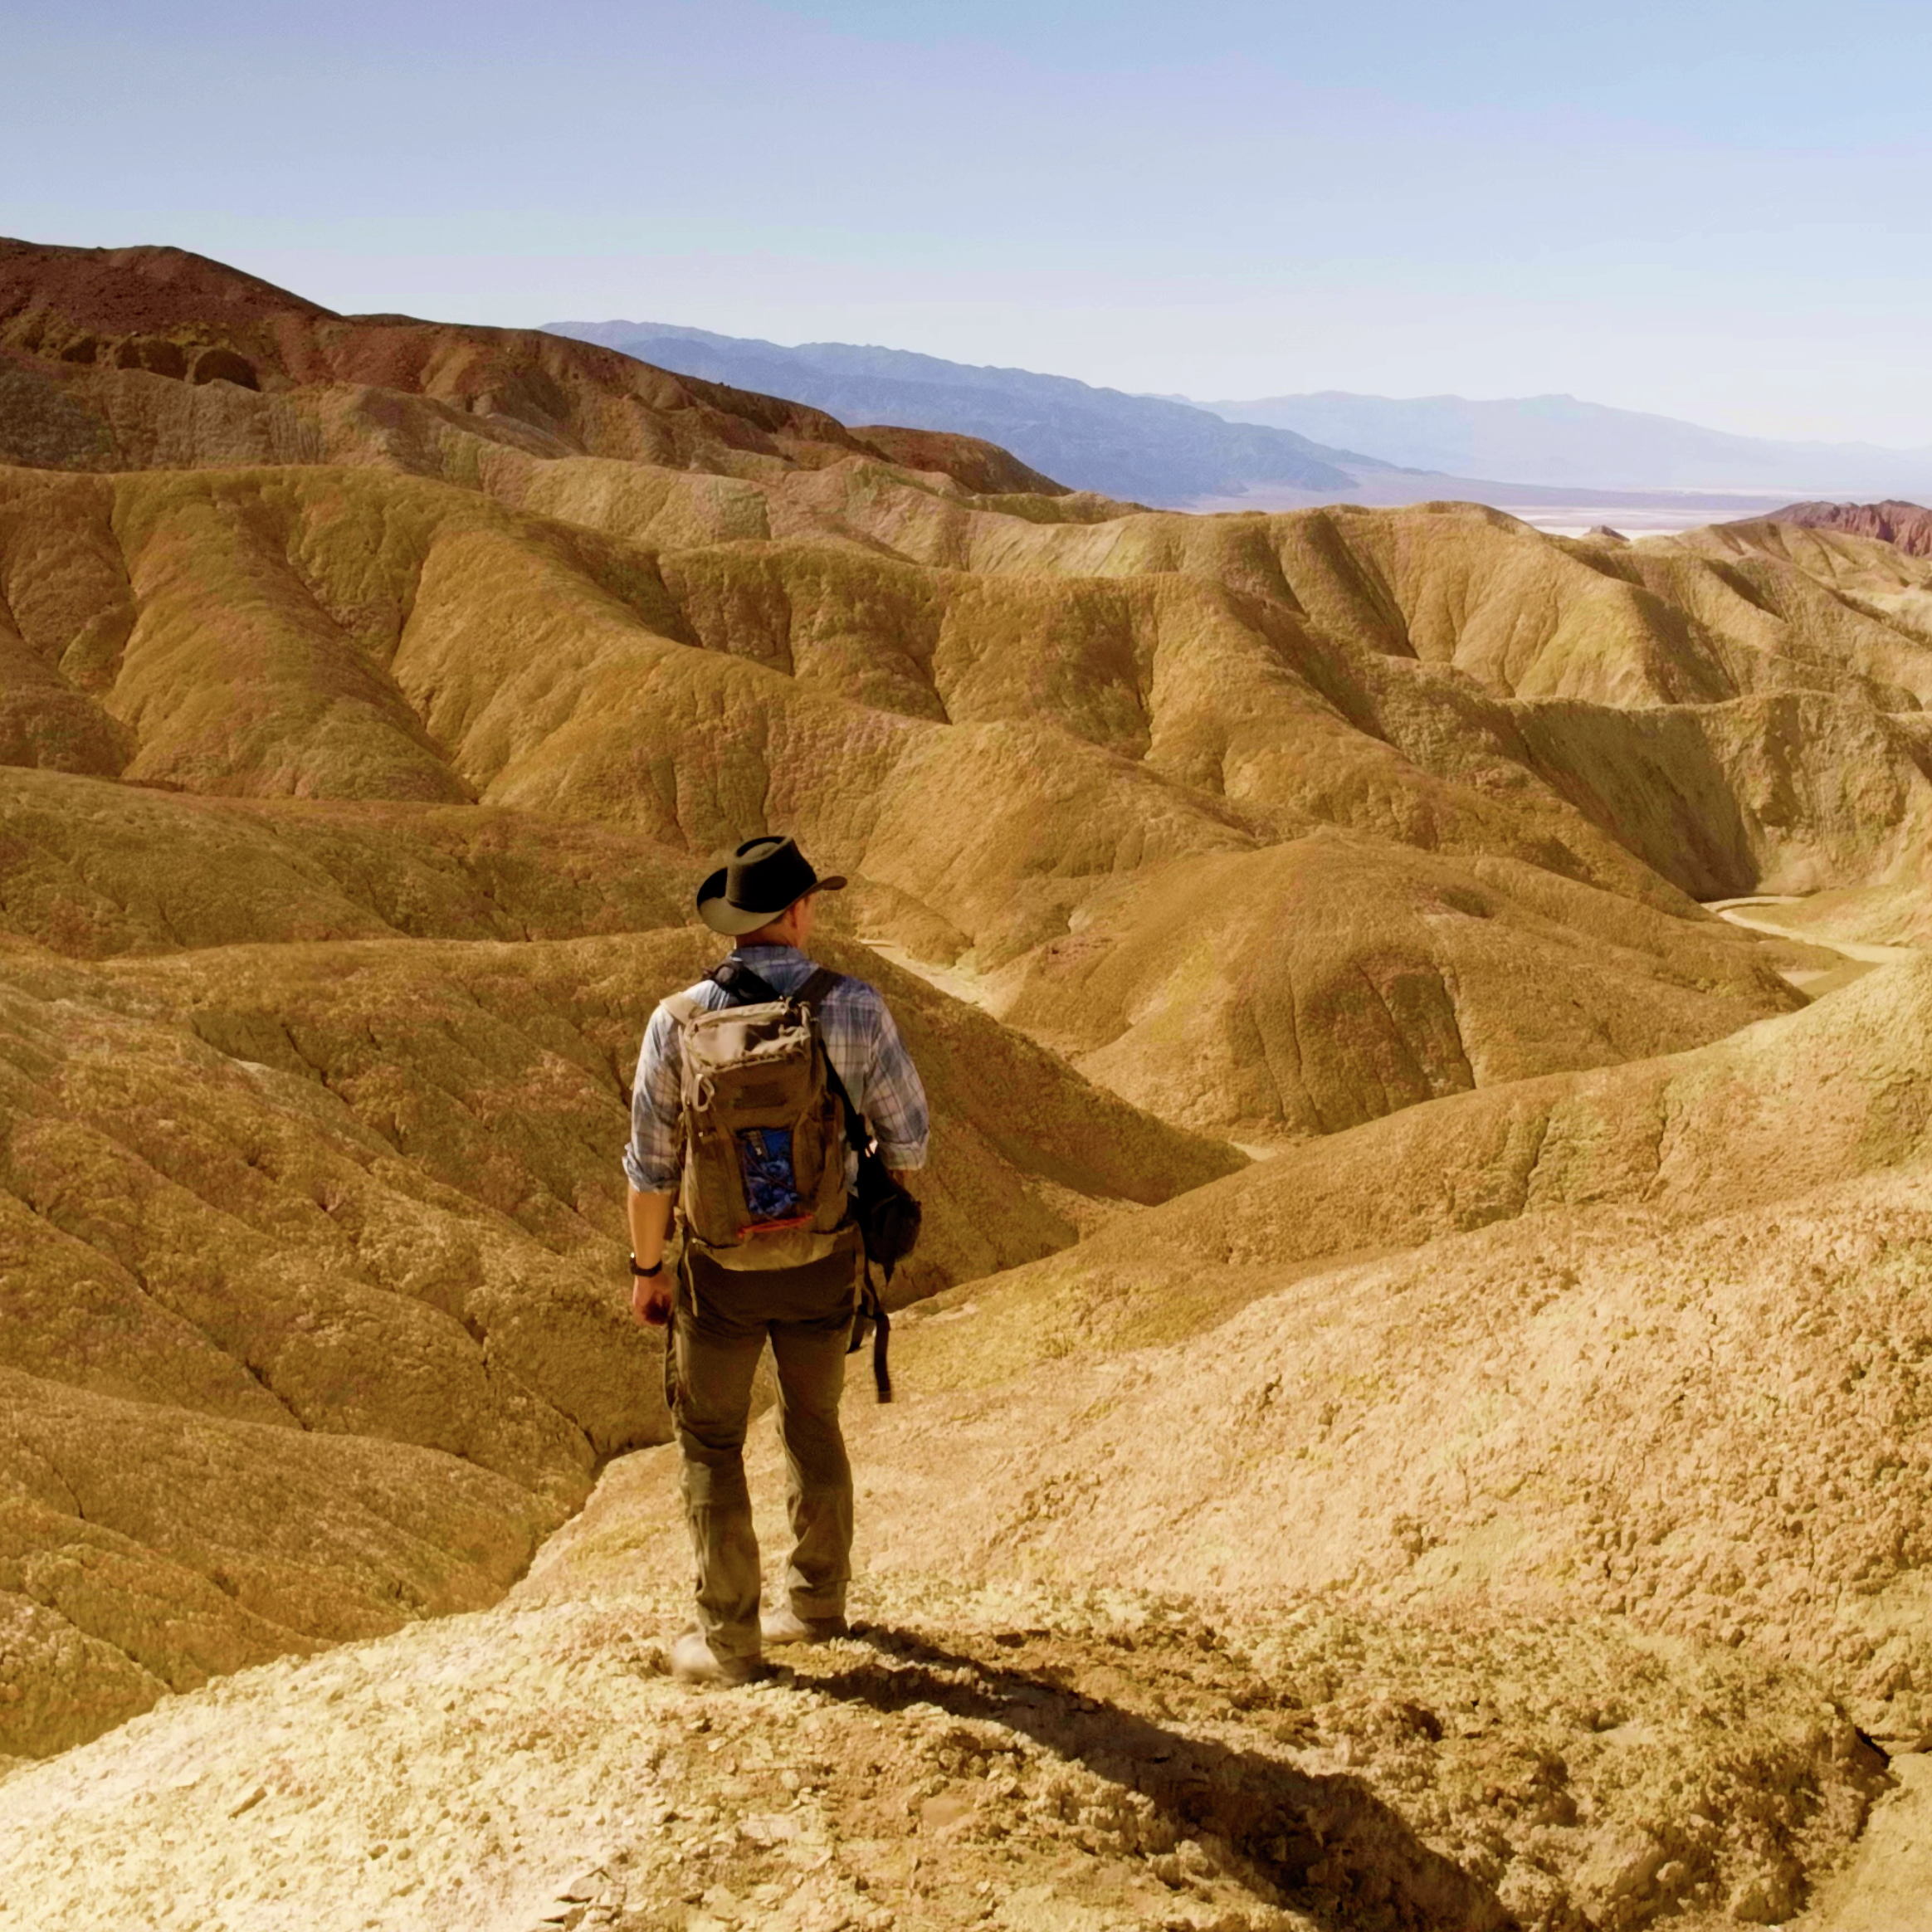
[794,969,867,1154]
[661,990,703,1027]
[794,967,844,1012]
[846,1256,893,1403]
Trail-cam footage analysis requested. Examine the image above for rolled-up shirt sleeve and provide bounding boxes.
[623,1003,683,1194]
[864,999,929,1171]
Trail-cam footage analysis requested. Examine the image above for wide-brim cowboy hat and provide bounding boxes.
[695,835,846,937]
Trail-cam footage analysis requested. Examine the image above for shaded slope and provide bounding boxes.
[0,1371,558,1759]
[0,956,607,1757]
[0,770,695,957]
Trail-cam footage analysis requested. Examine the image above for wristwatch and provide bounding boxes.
[629,1254,664,1279]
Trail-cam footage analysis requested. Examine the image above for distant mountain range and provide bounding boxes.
[543,320,1414,505]
[544,317,1932,512]
[1197,392,1932,498]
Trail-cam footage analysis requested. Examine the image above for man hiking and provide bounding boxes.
[624,834,929,1686]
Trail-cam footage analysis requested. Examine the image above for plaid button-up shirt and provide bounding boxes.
[623,944,929,1195]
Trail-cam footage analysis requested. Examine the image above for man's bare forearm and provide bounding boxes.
[627,1186,675,1268]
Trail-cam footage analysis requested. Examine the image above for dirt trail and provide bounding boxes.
[1708,895,1919,997]
[859,940,1000,1013]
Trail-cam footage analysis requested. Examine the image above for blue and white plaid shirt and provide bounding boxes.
[623,944,929,1195]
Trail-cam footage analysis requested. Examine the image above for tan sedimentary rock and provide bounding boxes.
[857,965,1932,1747]
[3,460,1891,1139]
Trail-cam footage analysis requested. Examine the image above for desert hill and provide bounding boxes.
[0,839,1236,1759]
[892,947,1932,1398]
[501,956,1932,1927]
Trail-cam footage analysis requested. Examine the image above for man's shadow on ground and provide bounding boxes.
[794,1623,1509,1932]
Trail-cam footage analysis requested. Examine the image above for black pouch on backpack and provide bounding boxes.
[822,1047,919,1405]
[851,1142,921,1278]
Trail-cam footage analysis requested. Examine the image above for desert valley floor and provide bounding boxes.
[2,241,1932,1930]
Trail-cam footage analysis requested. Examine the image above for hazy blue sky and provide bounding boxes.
[8,1,1931,442]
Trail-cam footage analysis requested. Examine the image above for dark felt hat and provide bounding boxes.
[695,835,846,936]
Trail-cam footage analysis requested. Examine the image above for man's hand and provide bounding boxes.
[627,1188,676,1328]
[631,1272,672,1327]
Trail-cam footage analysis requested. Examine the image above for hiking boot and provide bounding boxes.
[669,1629,760,1686]
[761,1606,849,1648]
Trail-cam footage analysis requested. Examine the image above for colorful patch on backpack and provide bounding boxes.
[737,1127,805,1223]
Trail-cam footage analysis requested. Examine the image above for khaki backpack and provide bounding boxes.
[661,964,850,1273]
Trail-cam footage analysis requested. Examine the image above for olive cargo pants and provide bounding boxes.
[669,1232,859,1661]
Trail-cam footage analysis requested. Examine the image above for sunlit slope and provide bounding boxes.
[491,486,1932,905]
[860,964,1932,1746]
[869,1165,1932,1742]
[1716,880,1932,951]
[0,1556,1881,1932]
[982,503,1932,705]
[988,833,1803,1139]
[0,466,1851,1142]
[11,471,1927,881]
[910,955,1932,1381]
[577,485,1932,707]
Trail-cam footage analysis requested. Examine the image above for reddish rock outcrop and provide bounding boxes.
[0,237,1066,497]
[1759,496,1932,555]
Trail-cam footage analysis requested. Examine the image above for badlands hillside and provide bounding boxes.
[2,242,1932,1929]
[0,239,1066,499]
